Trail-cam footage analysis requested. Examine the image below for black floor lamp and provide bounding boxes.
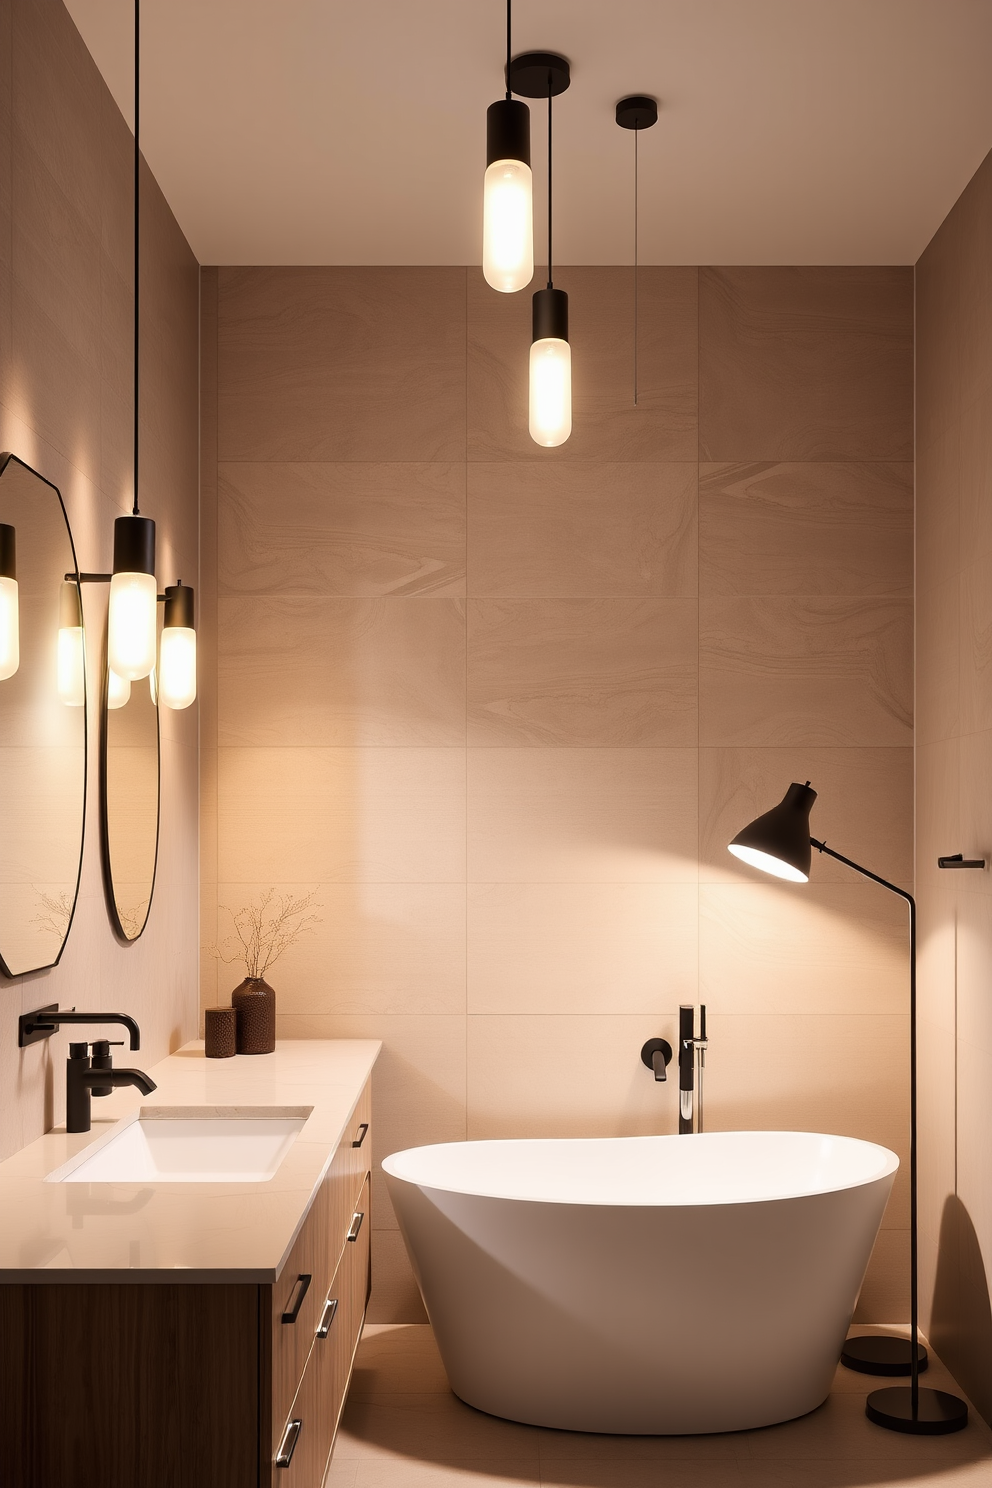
[728,781,968,1436]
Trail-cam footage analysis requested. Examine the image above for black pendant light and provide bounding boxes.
[482,1,533,292]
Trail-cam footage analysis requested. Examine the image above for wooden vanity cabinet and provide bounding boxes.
[0,1082,372,1488]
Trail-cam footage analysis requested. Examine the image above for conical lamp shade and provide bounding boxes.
[728,782,817,882]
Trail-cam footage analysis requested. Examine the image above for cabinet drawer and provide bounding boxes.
[273,1176,370,1488]
[271,1197,330,1436]
[325,1081,371,1269]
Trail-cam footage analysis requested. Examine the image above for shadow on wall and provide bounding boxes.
[931,1194,992,1427]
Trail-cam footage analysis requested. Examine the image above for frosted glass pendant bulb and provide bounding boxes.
[0,524,18,681]
[108,514,157,681]
[483,100,533,293]
[57,581,84,706]
[159,582,196,710]
[108,668,131,709]
[529,288,571,448]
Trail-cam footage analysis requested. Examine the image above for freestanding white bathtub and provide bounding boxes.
[383,1131,898,1434]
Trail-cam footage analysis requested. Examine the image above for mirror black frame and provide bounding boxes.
[0,452,87,977]
[98,621,161,945]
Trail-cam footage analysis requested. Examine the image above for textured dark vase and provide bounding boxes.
[231,977,276,1054]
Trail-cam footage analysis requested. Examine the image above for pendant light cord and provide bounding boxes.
[634,127,639,406]
[132,0,140,516]
[505,0,511,100]
[547,82,553,289]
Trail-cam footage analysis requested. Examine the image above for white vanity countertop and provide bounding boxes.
[0,1039,380,1284]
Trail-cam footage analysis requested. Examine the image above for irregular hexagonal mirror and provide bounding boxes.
[0,453,86,976]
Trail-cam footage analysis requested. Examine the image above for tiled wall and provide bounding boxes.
[201,262,914,1321]
[0,0,199,1157]
[916,146,992,1422]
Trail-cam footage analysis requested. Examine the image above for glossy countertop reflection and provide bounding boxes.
[0,1039,379,1283]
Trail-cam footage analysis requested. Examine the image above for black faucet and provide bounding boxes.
[19,1005,141,1050]
[640,1037,673,1082]
[66,1043,157,1133]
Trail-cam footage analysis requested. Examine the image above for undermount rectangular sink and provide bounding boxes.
[47,1106,312,1184]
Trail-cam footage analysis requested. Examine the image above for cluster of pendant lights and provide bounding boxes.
[482,6,658,446]
[64,0,196,713]
[483,8,572,447]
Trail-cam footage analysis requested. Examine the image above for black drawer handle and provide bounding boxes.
[316,1296,339,1338]
[281,1272,312,1324]
[352,1121,369,1148]
[275,1417,302,1468]
[347,1210,364,1242]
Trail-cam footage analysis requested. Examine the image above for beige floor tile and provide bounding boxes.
[350,1326,449,1398]
[468,461,696,599]
[738,1461,991,1488]
[698,267,913,462]
[537,1427,739,1462]
[218,596,466,747]
[323,1459,359,1487]
[699,461,912,598]
[352,1463,539,1487]
[468,598,697,747]
[467,882,697,1015]
[699,597,913,748]
[698,746,914,888]
[740,1391,980,1461]
[336,1392,543,1465]
[541,1465,743,1488]
[467,749,698,885]
[217,747,466,883]
[218,266,466,461]
[219,461,466,598]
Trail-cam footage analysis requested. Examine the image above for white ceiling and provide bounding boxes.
[65,0,992,266]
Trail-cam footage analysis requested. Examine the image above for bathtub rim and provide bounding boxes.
[382,1129,899,1209]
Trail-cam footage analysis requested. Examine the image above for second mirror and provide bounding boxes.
[101,633,159,942]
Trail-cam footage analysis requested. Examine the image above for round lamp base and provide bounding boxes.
[866,1387,968,1435]
[841,1335,928,1376]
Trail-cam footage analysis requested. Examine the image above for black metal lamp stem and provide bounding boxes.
[810,838,919,1413]
[547,83,553,289]
[505,0,511,100]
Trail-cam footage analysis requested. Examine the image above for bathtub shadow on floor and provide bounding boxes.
[334,1324,992,1488]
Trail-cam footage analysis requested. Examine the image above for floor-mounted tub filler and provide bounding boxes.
[383,1130,897,1434]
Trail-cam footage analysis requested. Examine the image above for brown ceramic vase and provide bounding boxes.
[231,977,276,1054]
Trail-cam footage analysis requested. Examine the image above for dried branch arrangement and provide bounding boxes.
[209,888,321,980]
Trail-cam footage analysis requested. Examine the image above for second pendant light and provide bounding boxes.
[507,51,571,448]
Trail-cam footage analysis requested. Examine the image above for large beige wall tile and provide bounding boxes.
[218,747,466,883]
[218,462,466,598]
[917,428,961,595]
[699,882,909,1015]
[277,1010,466,1236]
[468,461,696,598]
[214,882,466,1017]
[916,220,963,456]
[959,392,992,565]
[960,553,992,735]
[218,267,467,461]
[704,1014,909,1232]
[468,266,697,461]
[218,597,466,746]
[916,738,961,898]
[12,136,101,365]
[467,882,698,1015]
[699,746,914,888]
[956,888,992,1055]
[367,1230,428,1325]
[699,462,912,597]
[466,1014,687,1140]
[467,748,698,884]
[917,579,961,746]
[468,598,697,746]
[699,267,913,461]
[700,597,913,747]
